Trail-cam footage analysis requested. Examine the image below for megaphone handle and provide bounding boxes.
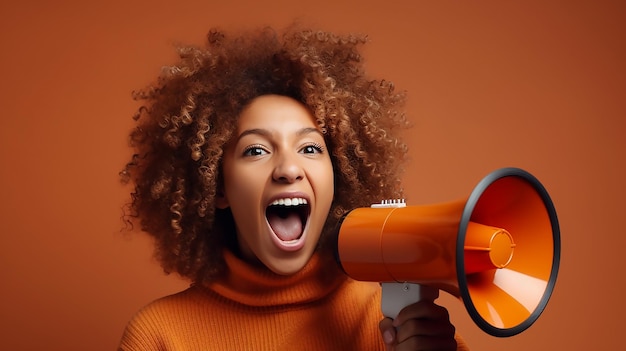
[381,283,440,319]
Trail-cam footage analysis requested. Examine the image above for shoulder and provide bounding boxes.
[118,287,201,350]
[125,284,219,324]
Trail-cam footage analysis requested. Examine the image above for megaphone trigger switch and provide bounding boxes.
[381,282,440,318]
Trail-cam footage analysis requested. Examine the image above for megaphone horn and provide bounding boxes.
[334,167,560,337]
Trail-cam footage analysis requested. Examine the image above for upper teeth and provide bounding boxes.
[270,198,308,206]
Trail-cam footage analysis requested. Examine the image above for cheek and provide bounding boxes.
[321,159,335,189]
[223,164,268,215]
[312,160,335,203]
[223,161,256,196]
[224,178,253,211]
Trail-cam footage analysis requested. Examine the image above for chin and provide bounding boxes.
[264,251,313,276]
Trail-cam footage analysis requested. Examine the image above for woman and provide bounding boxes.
[119,26,469,351]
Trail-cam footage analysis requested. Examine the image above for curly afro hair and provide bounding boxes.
[120,26,410,284]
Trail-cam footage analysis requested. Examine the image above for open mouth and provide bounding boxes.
[265,197,310,243]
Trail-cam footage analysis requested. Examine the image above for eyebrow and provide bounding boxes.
[236,127,323,142]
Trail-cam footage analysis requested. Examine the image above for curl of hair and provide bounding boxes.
[121,26,410,284]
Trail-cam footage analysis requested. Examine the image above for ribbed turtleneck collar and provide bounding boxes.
[208,250,347,308]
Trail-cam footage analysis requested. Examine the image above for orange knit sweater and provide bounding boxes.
[119,250,470,350]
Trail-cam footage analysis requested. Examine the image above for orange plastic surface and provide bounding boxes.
[337,201,465,288]
[336,168,559,336]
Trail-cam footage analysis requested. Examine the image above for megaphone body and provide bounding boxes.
[335,168,560,337]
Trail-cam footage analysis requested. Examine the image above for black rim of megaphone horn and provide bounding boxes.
[456,167,561,337]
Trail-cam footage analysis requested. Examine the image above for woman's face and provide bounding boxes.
[218,94,334,275]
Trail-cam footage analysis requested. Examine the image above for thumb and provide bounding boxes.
[378,317,396,350]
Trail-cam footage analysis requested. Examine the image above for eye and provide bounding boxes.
[299,143,325,155]
[243,145,269,157]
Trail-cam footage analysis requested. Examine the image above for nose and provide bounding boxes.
[272,152,304,183]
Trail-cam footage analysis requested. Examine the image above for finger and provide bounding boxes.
[394,335,457,351]
[395,318,456,344]
[392,301,451,327]
[378,317,397,349]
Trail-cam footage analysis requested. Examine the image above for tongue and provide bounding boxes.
[268,211,303,241]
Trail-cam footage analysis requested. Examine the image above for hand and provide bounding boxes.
[379,300,457,351]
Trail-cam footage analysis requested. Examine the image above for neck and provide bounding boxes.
[206,249,346,307]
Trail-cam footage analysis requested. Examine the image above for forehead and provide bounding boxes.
[237,94,318,131]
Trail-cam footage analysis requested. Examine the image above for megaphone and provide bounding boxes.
[334,168,560,337]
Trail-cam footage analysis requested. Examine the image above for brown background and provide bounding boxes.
[1,0,624,350]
